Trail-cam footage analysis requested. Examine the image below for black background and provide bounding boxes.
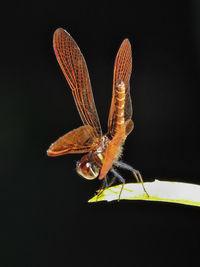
[1,0,200,266]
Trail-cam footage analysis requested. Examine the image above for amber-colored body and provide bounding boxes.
[47,28,145,191]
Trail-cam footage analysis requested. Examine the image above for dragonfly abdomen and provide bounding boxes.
[113,80,126,135]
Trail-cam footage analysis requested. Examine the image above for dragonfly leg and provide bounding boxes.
[96,175,108,201]
[114,161,149,197]
[110,168,125,201]
[96,174,118,201]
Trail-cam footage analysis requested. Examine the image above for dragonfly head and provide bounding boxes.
[77,154,100,180]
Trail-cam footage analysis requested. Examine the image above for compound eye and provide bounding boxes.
[76,155,99,180]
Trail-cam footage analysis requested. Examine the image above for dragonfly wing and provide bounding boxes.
[99,125,125,179]
[53,28,102,138]
[47,125,100,156]
[99,119,133,179]
[108,39,133,137]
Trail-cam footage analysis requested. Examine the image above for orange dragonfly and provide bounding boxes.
[47,28,147,196]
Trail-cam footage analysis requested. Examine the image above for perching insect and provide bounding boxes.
[47,28,147,198]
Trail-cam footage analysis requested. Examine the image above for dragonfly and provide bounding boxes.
[47,28,147,198]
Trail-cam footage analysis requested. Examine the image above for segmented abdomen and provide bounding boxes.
[112,80,126,136]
